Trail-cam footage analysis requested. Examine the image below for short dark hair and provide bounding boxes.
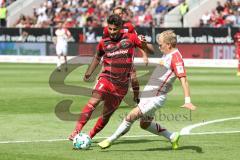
[113,6,123,13]
[107,14,123,27]
[122,8,128,14]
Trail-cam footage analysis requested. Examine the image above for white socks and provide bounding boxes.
[57,58,61,68]
[107,120,174,143]
[108,119,132,142]
[144,121,172,140]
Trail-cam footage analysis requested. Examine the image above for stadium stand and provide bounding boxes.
[11,0,185,28]
[163,0,189,27]
[1,0,16,6]
[4,0,240,28]
[7,0,45,27]
[199,0,240,27]
[183,0,236,27]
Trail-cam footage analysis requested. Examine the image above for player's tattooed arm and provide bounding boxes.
[138,48,149,66]
[139,35,155,55]
[84,55,101,81]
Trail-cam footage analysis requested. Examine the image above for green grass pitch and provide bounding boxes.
[0,63,239,160]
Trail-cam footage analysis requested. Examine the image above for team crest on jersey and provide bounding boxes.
[176,65,184,74]
[120,39,131,49]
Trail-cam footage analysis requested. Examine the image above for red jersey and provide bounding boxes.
[234,32,240,45]
[234,32,240,58]
[97,32,143,87]
[103,21,137,38]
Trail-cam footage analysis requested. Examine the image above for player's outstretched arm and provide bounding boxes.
[138,48,149,66]
[137,35,150,66]
[179,77,196,111]
[84,55,100,81]
[138,35,155,55]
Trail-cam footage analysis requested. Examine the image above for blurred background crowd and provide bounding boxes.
[0,0,240,28]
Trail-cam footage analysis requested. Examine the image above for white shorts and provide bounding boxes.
[138,94,167,117]
[56,45,67,56]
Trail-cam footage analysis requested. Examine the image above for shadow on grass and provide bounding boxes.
[92,139,164,144]
[145,146,203,153]
[115,139,165,145]
[98,139,203,153]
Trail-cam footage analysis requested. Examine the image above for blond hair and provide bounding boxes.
[156,30,177,47]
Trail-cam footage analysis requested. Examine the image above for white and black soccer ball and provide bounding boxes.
[73,133,92,150]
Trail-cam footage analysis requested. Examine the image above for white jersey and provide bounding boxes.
[55,28,71,55]
[55,28,71,46]
[139,49,186,115]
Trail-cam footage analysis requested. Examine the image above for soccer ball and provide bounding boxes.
[73,133,92,150]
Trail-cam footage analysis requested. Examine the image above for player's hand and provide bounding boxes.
[138,35,147,43]
[133,96,140,104]
[236,54,239,59]
[180,103,196,111]
[143,57,148,66]
[52,37,57,44]
[83,74,91,82]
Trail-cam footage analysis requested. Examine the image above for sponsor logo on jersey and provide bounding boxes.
[107,49,128,57]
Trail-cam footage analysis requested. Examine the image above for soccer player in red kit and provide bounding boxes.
[103,7,149,104]
[68,14,153,140]
[234,30,240,76]
[98,30,197,150]
[102,7,137,38]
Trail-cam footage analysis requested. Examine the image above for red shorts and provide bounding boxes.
[236,45,240,59]
[237,50,240,59]
[93,77,128,100]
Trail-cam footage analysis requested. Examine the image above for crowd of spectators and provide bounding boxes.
[0,0,16,6]
[0,0,16,27]
[200,0,240,27]
[6,0,240,28]
[13,0,183,28]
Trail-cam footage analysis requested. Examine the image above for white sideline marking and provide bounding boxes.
[188,130,240,135]
[180,116,240,135]
[0,139,67,144]
[0,135,157,144]
[0,131,240,144]
[1,117,240,144]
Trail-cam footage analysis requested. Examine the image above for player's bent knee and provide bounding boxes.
[88,99,101,108]
[131,73,137,79]
[131,78,139,84]
[125,114,135,122]
[140,120,151,129]
[125,116,131,122]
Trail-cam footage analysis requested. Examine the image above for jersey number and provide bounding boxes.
[98,83,104,90]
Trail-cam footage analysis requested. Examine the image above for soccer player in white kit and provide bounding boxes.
[54,22,71,71]
[98,30,197,150]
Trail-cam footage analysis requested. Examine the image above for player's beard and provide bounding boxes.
[110,33,121,41]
